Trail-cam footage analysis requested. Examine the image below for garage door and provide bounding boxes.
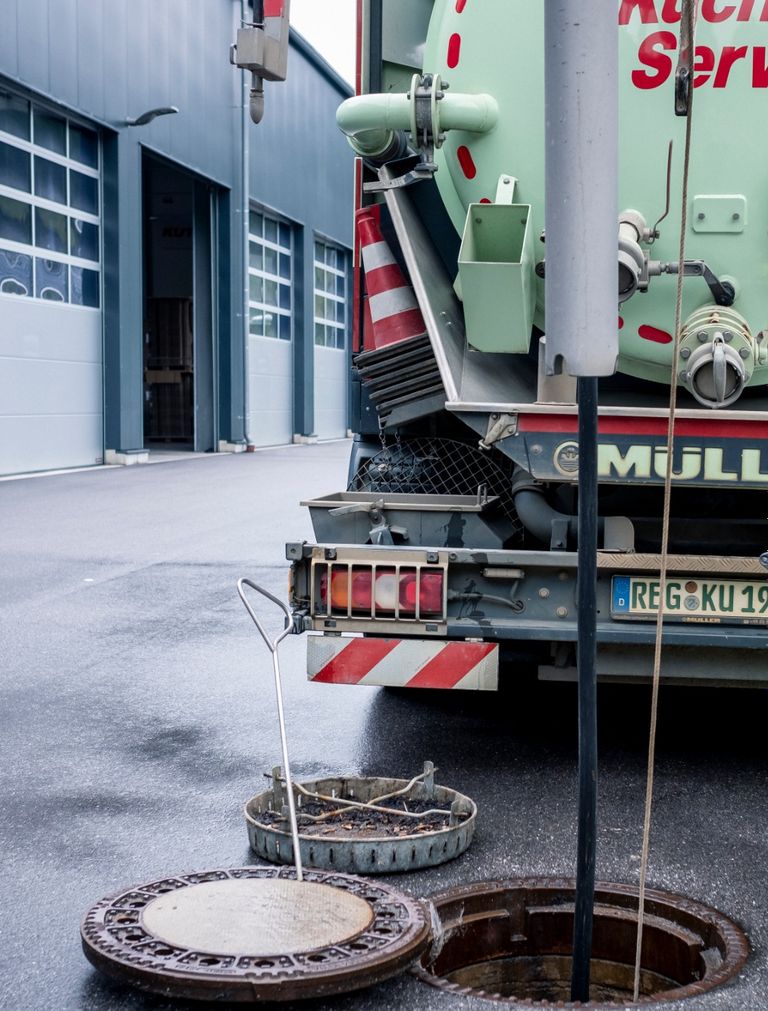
[247,207,294,447]
[0,88,102,475]
[313,238,349,440]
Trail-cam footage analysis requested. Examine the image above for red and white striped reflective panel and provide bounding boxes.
[308,636,498,691]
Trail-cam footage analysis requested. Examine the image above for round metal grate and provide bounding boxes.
[350,437,522,537]
[81,866,431,1003]
[245,771,477,874]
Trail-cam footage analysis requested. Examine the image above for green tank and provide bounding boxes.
[339,1,768,407]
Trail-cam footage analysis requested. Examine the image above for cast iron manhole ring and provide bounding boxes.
[413,877,750,1008]
[245,772,477,874]
[81,866,431,1003]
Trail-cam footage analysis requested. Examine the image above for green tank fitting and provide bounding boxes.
[336,76,498,160]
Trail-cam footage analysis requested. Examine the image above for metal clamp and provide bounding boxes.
[675,0,698,116]
[479,413,517,450]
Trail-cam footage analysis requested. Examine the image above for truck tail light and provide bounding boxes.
[318,564,445,619]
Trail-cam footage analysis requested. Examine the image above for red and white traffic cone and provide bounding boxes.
[357,209,426,348]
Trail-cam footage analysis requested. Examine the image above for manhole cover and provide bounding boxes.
[81,867,431,1003]
[414,878,749,1007]
[245,766,477,874]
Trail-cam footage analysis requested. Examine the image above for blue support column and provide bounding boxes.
[102,131,145,457]
[218,188,248,447]
[293,226,316,438]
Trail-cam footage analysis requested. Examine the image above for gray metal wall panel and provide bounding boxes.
[17,0,49,94]
[76,0,103,116]
[6,0,242,188]
[122,2,151,124]
[48,0,78,105]
[0,4,19,80]
[249,45,354,248]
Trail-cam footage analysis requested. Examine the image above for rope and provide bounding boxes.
[632,2,697,1000]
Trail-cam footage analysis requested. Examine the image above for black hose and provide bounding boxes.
[512,481,605,549]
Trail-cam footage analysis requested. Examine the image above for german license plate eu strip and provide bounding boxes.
[611,575,768,626]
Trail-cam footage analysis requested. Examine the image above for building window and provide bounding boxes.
[313,239,348,349]
[248,208,292,340]
[0,89,100,307]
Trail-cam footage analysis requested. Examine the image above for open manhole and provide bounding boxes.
[245,763,476,874]
[414,878,749,1007]
[81,867,431,1003]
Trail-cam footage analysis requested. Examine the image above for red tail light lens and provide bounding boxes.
[418,569,444,616]
[398,568,444,616]
[318,564,444,618]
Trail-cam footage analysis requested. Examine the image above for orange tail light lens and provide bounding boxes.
[319,565,444,618]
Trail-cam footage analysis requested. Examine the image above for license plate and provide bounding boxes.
[611,575,768,625]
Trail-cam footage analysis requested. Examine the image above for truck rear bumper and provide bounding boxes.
[289,542,768,686]
[308,636,499,691]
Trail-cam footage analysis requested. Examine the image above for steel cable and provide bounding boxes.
[632,0,698,999]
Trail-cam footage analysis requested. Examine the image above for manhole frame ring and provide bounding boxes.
[412,876,750,1008]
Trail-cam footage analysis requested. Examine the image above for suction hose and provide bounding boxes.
[512,471,606,549]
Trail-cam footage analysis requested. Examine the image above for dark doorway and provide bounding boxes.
[142,156,215,451]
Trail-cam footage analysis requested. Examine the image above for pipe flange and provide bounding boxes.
[679,307,754,408]
[682,338,747,409]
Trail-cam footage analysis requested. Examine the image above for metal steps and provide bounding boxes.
[355,333,445,428]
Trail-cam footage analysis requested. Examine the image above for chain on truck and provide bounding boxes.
[287,0,768,691]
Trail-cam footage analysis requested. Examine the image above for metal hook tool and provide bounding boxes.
[237,578,303,881]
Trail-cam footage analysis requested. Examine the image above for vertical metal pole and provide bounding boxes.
[543,3,618,1003]
[572,375,599,1002]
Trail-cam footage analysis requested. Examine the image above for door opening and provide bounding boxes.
[143,157,216,451]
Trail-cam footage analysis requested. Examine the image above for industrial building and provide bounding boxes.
[0,1,354,476]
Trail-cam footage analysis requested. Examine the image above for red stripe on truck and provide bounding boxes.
[312,638,399,684]
[517,414,768,439]
[407,642,497,689]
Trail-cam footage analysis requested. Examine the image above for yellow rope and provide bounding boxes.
[632,2,697,1000]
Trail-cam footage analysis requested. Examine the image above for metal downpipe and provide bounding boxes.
[241,0,256,447]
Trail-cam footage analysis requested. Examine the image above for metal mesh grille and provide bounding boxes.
[349,437,523,538]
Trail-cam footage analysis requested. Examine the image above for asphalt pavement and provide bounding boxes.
[1,441,766,1011]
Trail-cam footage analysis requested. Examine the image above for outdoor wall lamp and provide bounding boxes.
[125,106,179,127]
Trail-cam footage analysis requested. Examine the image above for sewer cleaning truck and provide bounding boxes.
[286,0,768,690]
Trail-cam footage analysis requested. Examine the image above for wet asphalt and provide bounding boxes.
[0,440,766,1011]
